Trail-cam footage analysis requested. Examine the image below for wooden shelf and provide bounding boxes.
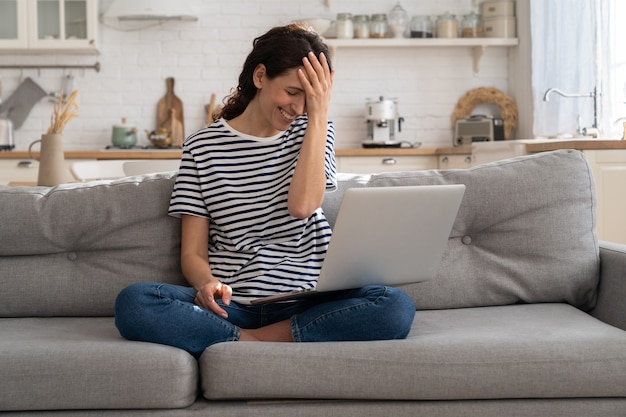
[325,37,519,74]
[325,38,518,48]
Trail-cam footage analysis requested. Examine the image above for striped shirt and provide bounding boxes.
[168,116,337,304]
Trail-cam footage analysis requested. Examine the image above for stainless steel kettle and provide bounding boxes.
[0,115,14,151]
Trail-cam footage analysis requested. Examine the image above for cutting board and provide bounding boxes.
[157,77,184,147]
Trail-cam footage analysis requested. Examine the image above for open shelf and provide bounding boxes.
[325,38,519,74]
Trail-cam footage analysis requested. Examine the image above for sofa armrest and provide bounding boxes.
[590,241,626,330]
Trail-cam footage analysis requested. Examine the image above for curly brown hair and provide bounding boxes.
[216,23,332,121]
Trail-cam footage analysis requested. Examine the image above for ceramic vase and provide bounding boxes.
[28,133,68,186]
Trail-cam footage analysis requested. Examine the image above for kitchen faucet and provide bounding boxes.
[543,86,600,134]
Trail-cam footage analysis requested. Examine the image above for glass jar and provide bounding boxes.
[461,11,483,38]
[409,15,434,38]
[336,13,354,39]
[388,2,408,38]
[436,12,458,38]
[370,14,389,38]
[353,15,370,39]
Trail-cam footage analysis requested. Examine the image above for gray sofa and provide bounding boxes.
[1,149,626,416]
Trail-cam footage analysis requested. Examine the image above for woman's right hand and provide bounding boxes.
[195,278,232,318]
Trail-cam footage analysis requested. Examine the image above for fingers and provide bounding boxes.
[196,282,230,318]
[301,51,331,91]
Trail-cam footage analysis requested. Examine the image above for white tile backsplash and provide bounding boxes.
[1,0,515,151]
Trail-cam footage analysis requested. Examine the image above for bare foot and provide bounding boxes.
[240,320,293,342]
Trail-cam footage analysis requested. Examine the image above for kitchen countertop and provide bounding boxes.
[0,140,624,160]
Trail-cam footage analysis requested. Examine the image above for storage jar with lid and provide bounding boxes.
[436,12,458,38]
[410,15,434,38]
[336,13,354,39]
[484,15,516,38]
[461,11,483,37]
[370,14,389,38]
[353,15,370,39]
[388,2,408,38]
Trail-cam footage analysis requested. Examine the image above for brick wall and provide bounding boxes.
[0,0,512,151]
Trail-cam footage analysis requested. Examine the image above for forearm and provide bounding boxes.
[181,252,217,291]
[288,116,328,219]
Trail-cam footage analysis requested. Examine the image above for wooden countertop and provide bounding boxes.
[0,150,183,160]
[0,147,470,160]
[523,139,626,152]
[1,140,623,160]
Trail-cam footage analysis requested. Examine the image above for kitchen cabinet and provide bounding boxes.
[582,150,626,245]
[337,155,438,174]
[325,38,519,74]
[0,0,98,52]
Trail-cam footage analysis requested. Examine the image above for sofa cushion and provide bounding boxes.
[201,303,626,401]
[0,173,185,317]
[322,150,599,311]
[0,317,198,411]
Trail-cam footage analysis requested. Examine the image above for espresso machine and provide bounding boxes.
[363,96,404,148]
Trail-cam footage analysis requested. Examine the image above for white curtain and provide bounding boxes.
[600,1,626,138]
[531,0,625,138]
[531,0,597,137]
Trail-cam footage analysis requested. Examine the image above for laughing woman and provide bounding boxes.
[115,23,415,358]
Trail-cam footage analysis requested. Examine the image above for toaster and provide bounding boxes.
[453,115,504,146]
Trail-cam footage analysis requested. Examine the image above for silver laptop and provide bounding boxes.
[250,184,465,305]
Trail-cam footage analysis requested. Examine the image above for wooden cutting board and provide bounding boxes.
[157,77,184,147]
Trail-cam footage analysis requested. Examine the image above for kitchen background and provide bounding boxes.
[0,0,531,151]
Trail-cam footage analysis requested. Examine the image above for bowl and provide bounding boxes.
[298,18,332,35]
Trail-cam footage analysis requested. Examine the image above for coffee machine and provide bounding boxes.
[363,96,404,148]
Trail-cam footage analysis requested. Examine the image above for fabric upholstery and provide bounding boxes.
[201,303,626,401]
[322,149,599,311]
[0,174,186,317]
[0,317,198,411]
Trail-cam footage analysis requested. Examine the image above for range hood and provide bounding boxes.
[103,0,198,22]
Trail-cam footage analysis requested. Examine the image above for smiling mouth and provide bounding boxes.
[279,108,296,121]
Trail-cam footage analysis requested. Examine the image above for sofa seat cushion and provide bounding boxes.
[322,150,599,311]
[201,303,626,401]
[0,317,198,411]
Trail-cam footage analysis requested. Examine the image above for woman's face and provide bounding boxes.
[254,65,306,132]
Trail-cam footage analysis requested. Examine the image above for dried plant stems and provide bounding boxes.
[47,90,80,135]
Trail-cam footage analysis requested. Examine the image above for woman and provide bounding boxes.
[115,24,415,358]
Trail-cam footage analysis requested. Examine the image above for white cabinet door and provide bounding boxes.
[0,0,28,48]
[337,156,437,174]
[583,150,626,245]
[0,0,97,52]
[27,0,98,51]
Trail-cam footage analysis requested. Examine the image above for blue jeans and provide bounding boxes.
[115,282,416,358]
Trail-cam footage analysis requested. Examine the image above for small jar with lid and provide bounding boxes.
[370,14,389,38]
[461,11,483,38]
[336,13,354,39]
[436,12,458,38]
[409,15,434,38]
[353,15,370,39]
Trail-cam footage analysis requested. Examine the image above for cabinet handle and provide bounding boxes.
[464,156,472,163]
[382,158,397,165]
[441,156,449,163]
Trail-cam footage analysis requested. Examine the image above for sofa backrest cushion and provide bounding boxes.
[0,149,599,317]
[0,173,185,317]
[322,150,599,311]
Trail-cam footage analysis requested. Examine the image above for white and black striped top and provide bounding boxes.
[169,116,337,304]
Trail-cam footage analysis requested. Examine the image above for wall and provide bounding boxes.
[0,0,521,151]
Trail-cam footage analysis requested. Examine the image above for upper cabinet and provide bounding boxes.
[0,0,98,53]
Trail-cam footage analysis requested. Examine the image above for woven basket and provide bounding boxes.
[451,87,518,139]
